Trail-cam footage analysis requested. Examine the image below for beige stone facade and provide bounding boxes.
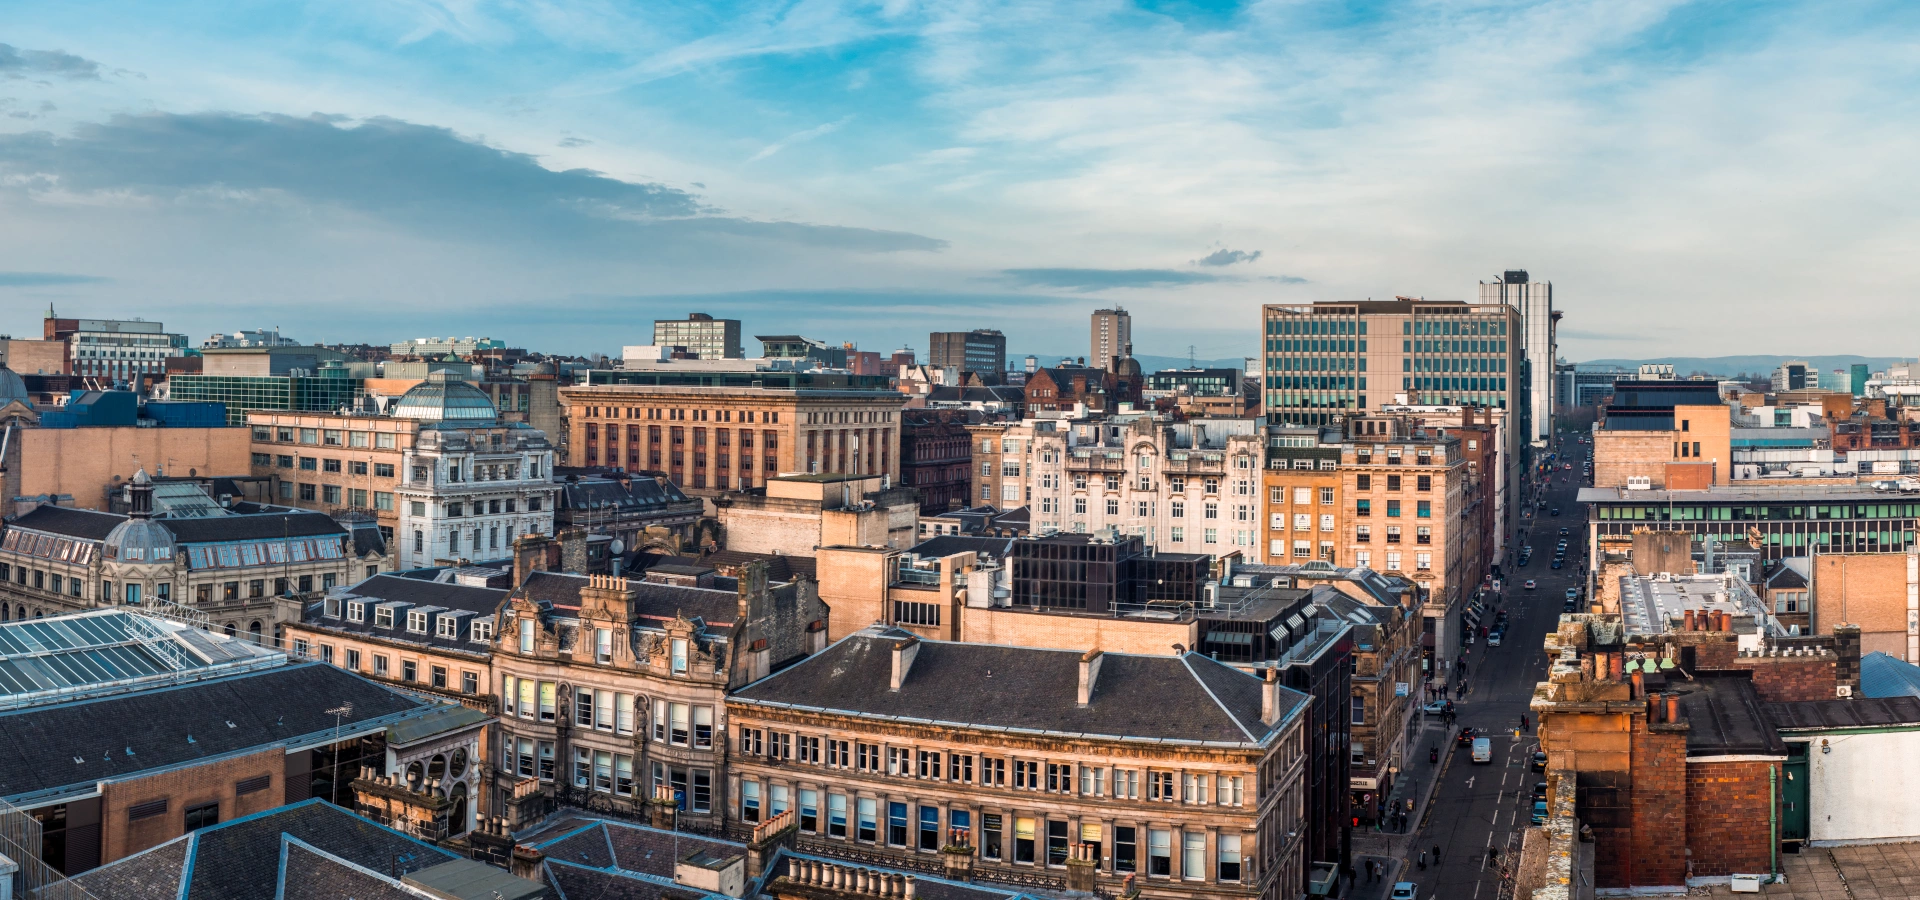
[719,474,919,558]
[13,426,252,510]
[560,382,905,498]
[246,411,417,532]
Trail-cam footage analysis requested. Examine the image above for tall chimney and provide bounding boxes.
[1684,609,1697,632]
[558,526,589,573]
[1261,667,1281,725]
[890,638,920,692]
[1077,650,1104,708]
[1665,693,1681,723]
[513,533,551,588]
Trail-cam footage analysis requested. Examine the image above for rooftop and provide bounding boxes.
[1579,483,1913,503]
[1860,651,1920,699]
[1674,672,1786,758]
[0,609,283,710]
[733,625,1307,746]
[1616,573,1775,637]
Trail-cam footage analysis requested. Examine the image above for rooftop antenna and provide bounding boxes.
[1189,345,1197,368]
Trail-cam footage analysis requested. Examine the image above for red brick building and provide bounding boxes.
[898,409,977,514]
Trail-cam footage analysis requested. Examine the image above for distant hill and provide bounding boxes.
[1576,355,1908,380]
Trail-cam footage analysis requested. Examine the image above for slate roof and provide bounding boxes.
[734,627,1306,745]
[163,511,347,544]
[7,504,123,540]
[558,476,697,513]
[0,662,427,803]
[1861,651,1920,699]
[1765,695,1920,729]
[1765,566,1808,590]
[696,549,815,582]
[338,574,508,614]
[66,799,461,900]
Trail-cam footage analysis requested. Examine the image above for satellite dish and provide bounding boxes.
[609,539,625,555]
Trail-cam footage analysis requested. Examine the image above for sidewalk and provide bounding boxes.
[1351,719,1454,862]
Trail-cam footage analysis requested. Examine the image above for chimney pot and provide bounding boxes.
[1666,693,1681,723]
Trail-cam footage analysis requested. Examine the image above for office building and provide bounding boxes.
[43,309,190,380]
[727,624,1315,900]
[1260,426,1345,566]
[202,328,300,349]
[654,313,744,359]
[1772,359,1821,392]
[1477,271,1557,445]
[758,335,848,368]
[391,372,557,569]
[387,336,508,358]
[561,371,904,497]
[1260,298,1523,437]
[928,329,1008,380]
[1090,308,1131,372]
[1561,365,1634,408]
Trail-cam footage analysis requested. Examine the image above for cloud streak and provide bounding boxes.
[0,271,109,287]
[1196,249,1261,266]
[749,116,854,162]
[0,43,100,80]
[0,112,943,254]
[1000,268,1220,291]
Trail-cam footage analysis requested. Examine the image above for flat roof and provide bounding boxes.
[1579,484,1908,504]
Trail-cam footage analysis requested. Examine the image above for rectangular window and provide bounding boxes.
[801,789,819,832]
[1149,829,1171,877]
[1015,817,1036,864]
[1182,832,1206,881]
[887,802,909,846]
[828,793,848,838]
[1047,820,1069,866]
[1219,834,1243,882]
[1115,826,1137,872]
[857,798,878,843]
[740,781,760,823]
[984,814,1003,860]
[184,802,220,832]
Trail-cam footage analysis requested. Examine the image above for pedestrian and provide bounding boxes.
[1417,851,1427,870]
[1434,844,1443,862]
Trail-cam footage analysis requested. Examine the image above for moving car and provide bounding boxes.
[1550,508,1560,516]
[1551,559,1564,569]
[1524,579,1537,590]
[1456,727,1477,745]
[1390,883,1418,900]
[1487,631,1503,647]
[1472,737,1492,764]
[1422,700,1448,715]
[1558,527,1570,536]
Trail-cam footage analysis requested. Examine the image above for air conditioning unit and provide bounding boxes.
[1837,684,1854,698]
[1730,874,1763,893]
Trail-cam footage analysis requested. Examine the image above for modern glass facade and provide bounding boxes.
[167,375,366,425]
[1586,491,1919,561]
[1262,300,1520,428]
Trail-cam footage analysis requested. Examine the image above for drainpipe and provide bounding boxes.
[1769,765,1779,882]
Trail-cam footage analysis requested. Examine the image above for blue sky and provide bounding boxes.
[2,0,1917,361]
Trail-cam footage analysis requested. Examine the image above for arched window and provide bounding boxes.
[249,621,263,644]
[223,622,237,637]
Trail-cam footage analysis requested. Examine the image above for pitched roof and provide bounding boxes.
[7,504,124,540]
[1765,566,1808,590]
[734,627,1305,745]
[66,799,463,900]
[0,662,428,802]
[1861,651,1920,699]
[339,574,507,615]
[162,511,348,544]
[519,571,739,626]
[1674,673,1787,757]
[907,535,1018,561]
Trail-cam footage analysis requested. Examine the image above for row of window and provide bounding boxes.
[2,564,344,603]
[1347,550,1431,572]
[1353,500,1432,518]
[1352,525,1432,543]
[278,480,393,510]
[734,728,1247,807]
[1027,523,1257,546]
[253,426,401,449]
[738,788,1245,882]
[300,640,482,693]
[1038,498,1252,520]
[580,405,780,425]
[1353,474,1431,492]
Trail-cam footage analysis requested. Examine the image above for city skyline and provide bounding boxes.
[4,1,1918,357]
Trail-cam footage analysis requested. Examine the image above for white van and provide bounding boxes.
[1471,737,1492,764]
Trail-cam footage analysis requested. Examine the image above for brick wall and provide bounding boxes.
[1729,654,1837,702]
[1685,759,1779,877]
[100,746,285,862]
[1627,725,1689,887]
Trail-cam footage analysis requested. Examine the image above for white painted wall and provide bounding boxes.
[1807,727,1920,843]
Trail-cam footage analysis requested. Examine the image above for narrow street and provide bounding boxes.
[1351,439,1590,900]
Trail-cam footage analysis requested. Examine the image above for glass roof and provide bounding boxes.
[0,610,278,703]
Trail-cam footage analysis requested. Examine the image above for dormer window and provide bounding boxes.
[407,611,428,634]
[470,620,493,643]
[346,601,364,623]
[323,597,341,618]
[596,628,613,664]
[671,638,688,675]
[437,616,458,639]
[374,606,395,628]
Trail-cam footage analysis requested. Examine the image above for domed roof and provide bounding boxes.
[392,370,498,426]
[0,366,27,406]
[105,517,176,564]
[1115,344,1143,379]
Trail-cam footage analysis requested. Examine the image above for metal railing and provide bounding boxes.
[0,796,101,900]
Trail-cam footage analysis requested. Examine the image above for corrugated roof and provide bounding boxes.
[1861,651,1920,699]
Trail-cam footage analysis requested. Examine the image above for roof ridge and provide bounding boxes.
[277,833,440,898]
[1178,654,1257,742]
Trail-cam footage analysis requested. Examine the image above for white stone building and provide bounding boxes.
[1026,413,1265,556]
[393,372,556,568]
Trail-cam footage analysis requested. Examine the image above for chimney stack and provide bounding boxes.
[513,533,551,588]
[1077,650,1104,708]
[1665,693,1681,723]
[1261,667,1281,725]
[1684,609,1697,632]
[890,638,921,692]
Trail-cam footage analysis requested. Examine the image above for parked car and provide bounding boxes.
[1532,781,1549,802]
[1565,587,1580,601]
[1524,579,1537,590]
[1551,559,1564,569]
[1531,750,1548,771]
[1422,700,1448,715]
[1390,883,1418,900]
[1487,632,1503,647]
[1531,799,1549,825]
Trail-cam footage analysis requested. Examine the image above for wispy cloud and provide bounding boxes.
[749,116,854,162]
[0,271,109,287]
[0,43,100,80]
[1000,268,1219,292]
[1196,248,1261,267]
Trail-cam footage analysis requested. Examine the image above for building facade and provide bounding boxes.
[1261,299,1524,437]
[393,376,557,569]
[1090,308,1132,373]
[562,376,905,497]
[899,410,977,515]
[727,626,1314,900]
[928,330,1008,381]
[1477,271,1556,444]
[1259,426,1345,566]
[655,313,744,359]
